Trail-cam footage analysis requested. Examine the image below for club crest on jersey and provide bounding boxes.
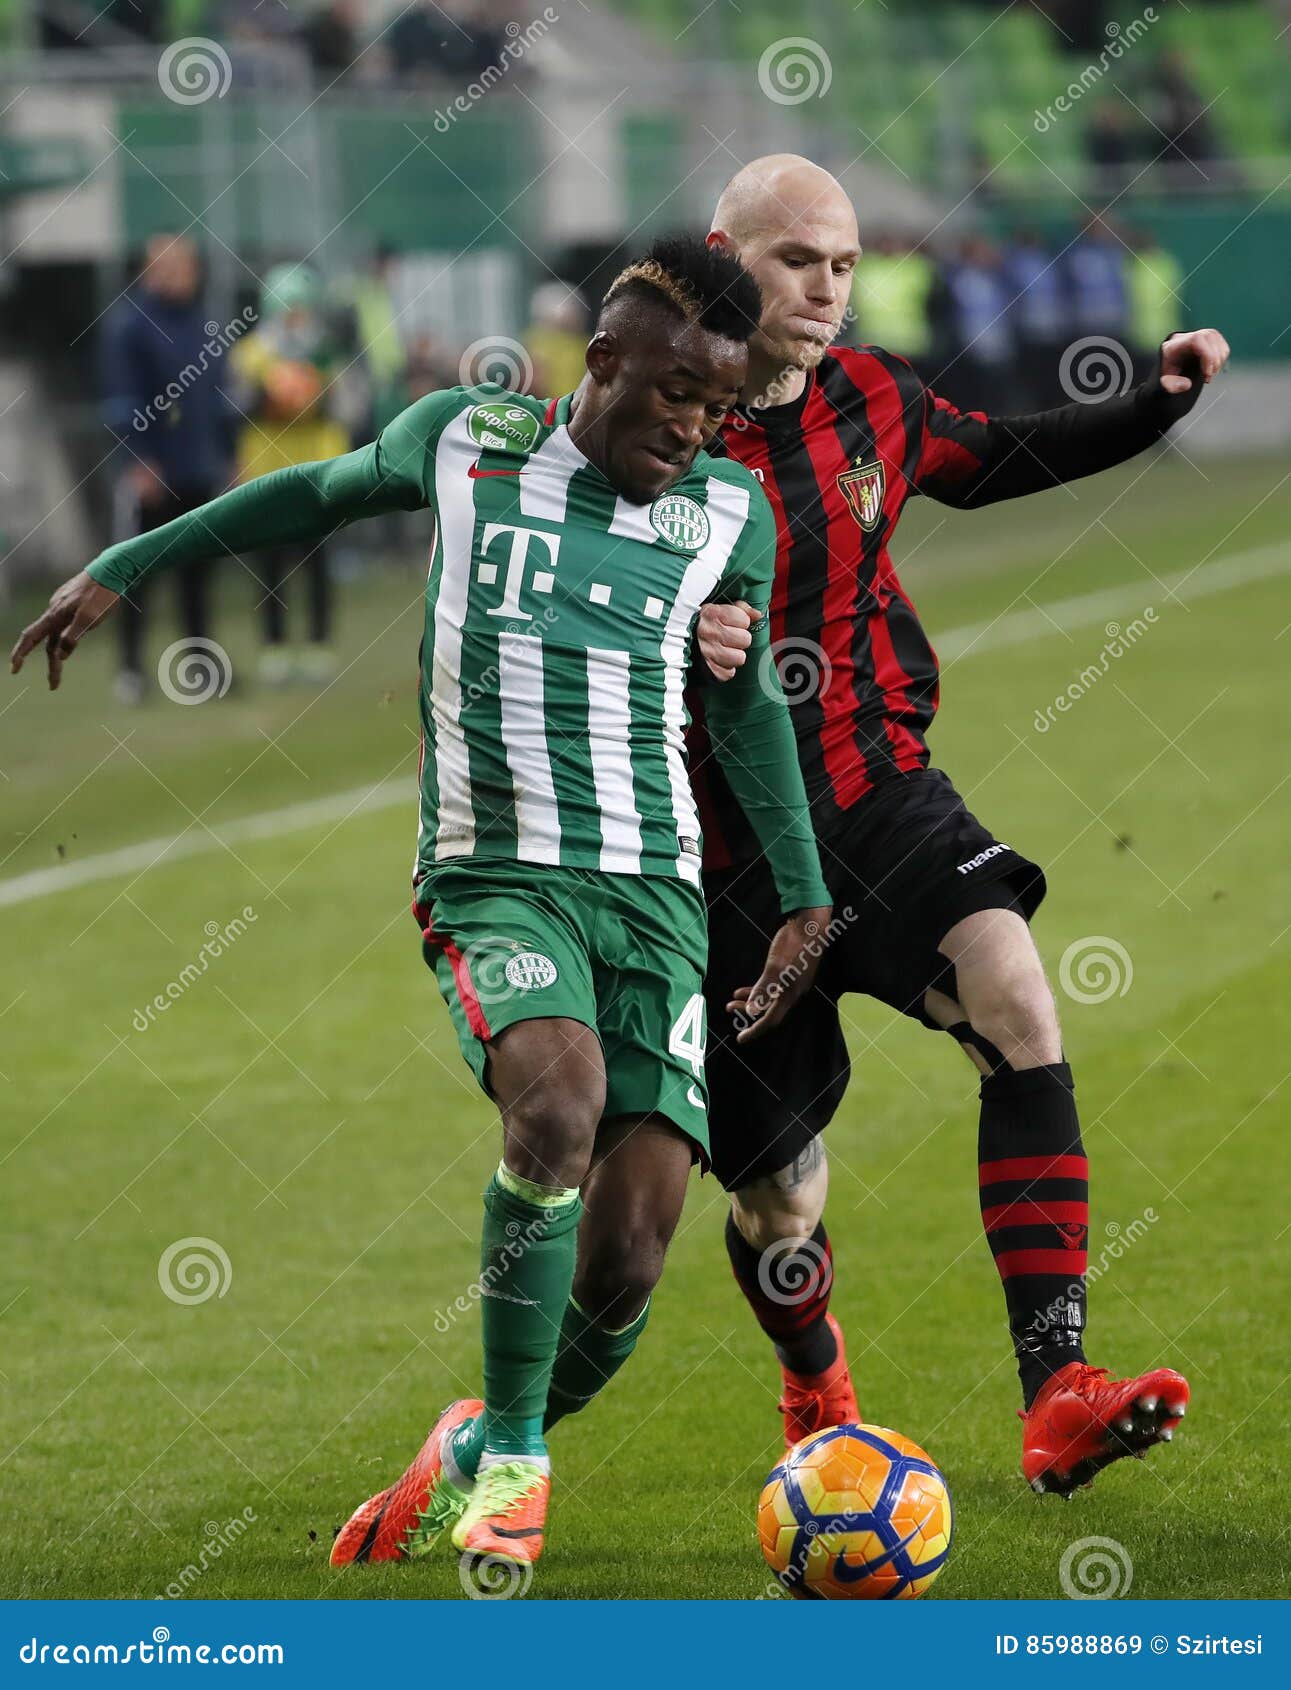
[504,951,559,991]
[837,459,885,532]
[467,402,539,455]
[649,492,710,553]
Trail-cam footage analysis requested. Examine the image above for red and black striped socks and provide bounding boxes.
[725,1212,839,1376]
[977,1062,1089,1407]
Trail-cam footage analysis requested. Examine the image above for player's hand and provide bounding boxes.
[697,599,759,681]
[10,571,120,690]
[1159,329,1229,396]
[728,904,833,1043]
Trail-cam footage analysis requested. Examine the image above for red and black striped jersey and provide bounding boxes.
[689,344,1196,873]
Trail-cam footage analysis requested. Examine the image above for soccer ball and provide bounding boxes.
[758,1423,953,1599]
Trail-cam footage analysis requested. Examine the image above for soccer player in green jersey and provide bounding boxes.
[12,236,832,1574]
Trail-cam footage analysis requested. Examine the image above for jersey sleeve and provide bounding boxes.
[700,477,831,914]
[85,389,463,596]
[912,354,1201,510]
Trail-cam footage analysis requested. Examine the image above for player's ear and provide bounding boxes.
[707,229,734,256]
[584,330,619,386]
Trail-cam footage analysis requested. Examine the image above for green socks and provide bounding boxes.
[478,1164,581,1462]
[452,1291,651,1479]
[544,1296,651,1432]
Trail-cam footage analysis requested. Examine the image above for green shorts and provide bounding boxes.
[412,860,710,1158]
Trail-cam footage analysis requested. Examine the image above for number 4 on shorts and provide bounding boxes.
[669,992,706,1078]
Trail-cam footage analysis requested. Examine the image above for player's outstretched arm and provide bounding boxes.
[916,328,1230,510]
[9,390,456,690]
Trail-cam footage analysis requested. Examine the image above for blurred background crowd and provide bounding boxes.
[2,0,1288,698]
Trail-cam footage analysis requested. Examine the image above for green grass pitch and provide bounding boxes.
[2,448,1288,1600]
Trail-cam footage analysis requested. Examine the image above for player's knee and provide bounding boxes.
[503,1071,605,1188]
[968,963,1061,1069]
[730,1189,825,1254]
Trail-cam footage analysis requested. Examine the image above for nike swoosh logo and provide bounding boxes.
[687,1084,705,1109]
[468,462,524,479]
[830,1521,922,1584]
[480,1288,539,1307]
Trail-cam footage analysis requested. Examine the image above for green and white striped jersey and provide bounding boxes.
[85,380,826,910]
[374,387,778,887]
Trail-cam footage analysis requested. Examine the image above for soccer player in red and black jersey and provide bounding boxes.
[690,155,1230,1494]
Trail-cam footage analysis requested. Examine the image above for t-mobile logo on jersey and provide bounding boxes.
[956,842,1010,875]
[478,521,561,621]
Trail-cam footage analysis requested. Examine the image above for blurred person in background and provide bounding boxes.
[523,282,589,399]
[403,332,462,402]
[1127,227,1186,383]
[1003,226,1068,410]
[1064,213,1130,353]
[388,0,507,83]
[229,263,369,684]
[929,233,1016,415]
[1150,48,1221,183]
[299,0,362,81]
[341,245,408,433]
[100,233,234,706]
[1086,102,1137,198]
[849,230,934,377]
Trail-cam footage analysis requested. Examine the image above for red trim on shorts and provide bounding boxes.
[417,907,492,1041]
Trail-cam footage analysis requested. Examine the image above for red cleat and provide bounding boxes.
[778,1314,860,1452]
[1021,1362,1189,1496]
[330,1397,482,1565]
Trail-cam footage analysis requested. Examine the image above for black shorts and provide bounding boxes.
[702,768,1046,1191]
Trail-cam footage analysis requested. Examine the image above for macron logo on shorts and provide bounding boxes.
[956,843,1009,876]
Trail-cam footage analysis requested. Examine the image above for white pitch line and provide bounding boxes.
[0,779,410,910]
[1,538,1287,912]
[934,536,1291,661]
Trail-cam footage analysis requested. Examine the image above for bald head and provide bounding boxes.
[709,155,858,380]
[711,154,857,248]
